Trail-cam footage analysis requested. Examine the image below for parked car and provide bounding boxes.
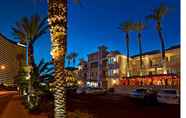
[76,87,87,94]
[144,88,158,104]
[85,88,106,95]
[76,87,106,95]
[129,88,148,99]
[157,89,180,104]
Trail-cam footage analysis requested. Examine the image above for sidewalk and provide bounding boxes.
[1,95,48,118]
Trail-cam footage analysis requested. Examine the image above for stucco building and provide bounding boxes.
[80,44,180,89]
[87,45,109,88]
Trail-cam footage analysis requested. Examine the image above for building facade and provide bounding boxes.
[129,45,180,77]
[80,44,180,89]
[87,45,109,88]
[0,33,26,86]
[106,51,127,88]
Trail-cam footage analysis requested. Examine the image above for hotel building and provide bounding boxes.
[0,33,26,86]
[129,45,180,76]
[87,45,109,88]
[106,51,127,88]
[79,44,180,89]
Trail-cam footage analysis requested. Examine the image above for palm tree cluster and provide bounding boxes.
[120,4,168,77]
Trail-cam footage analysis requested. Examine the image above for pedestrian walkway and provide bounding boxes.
[1,95,48,118]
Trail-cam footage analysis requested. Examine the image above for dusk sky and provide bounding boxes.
[0,0,180,65]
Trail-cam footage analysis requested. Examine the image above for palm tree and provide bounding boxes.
[133,21,145,76]
[12,15,48,66]
[32,59,54,87]
[146,4,168,74]
[48,0,67,117]
[12,15,48,106]
[29,59,54,110]
[119,21,133,77]
[71,52,78,67]
[66,54,72,67]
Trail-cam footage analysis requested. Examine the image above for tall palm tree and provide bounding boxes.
[119,21,133,77]
[146,4,168,73]
[12,15,48,66]
[48,0,67,117]
[71,52,78,66]
[48,0,82,117]
[133,21,145,76]
[12,15,48,106]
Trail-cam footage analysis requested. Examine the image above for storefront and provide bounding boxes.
[120,74,180,88]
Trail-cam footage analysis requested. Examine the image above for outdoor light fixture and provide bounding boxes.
[0,65,6,70]
[112,79,117,85]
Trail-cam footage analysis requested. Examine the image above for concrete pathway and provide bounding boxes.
[1,94,48,118]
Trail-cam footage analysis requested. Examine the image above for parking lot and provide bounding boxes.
[66,92,180,118]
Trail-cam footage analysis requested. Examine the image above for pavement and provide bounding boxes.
[0,91,48,118]
[67,92,180,118]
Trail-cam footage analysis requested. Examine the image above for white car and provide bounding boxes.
[157,89,180,104]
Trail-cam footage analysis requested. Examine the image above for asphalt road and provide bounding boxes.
[66,93,180,118]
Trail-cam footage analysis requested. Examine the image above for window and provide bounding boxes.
[170,55,177,63]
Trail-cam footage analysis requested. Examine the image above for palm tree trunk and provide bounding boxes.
[28,44,35,66]
[53,59,66,118]
[157,22,166,73]
[137,32,143,75]
[125,33,130,77]
[48,0,67,118]
[158,30,165,60]
[27,43,34,103]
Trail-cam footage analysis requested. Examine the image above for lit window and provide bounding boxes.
[113,69,119,74]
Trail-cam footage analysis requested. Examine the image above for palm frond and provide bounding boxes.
[119,21,133,32]
[146,4,168,21]
[133,21,146,32]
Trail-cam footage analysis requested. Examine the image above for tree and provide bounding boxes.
[133,21,145,76]
[48,0,82,117]
[66,54,73,67]
[119,21,133,77]
[12,15,48,106]
[31,59,54,89]
[71,52,78,66]
[29,59,54,111]
[146,4,168,74]
[12,15,48,66]
[48,0,67,117]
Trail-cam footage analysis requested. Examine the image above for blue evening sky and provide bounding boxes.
[0,0,180,65]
